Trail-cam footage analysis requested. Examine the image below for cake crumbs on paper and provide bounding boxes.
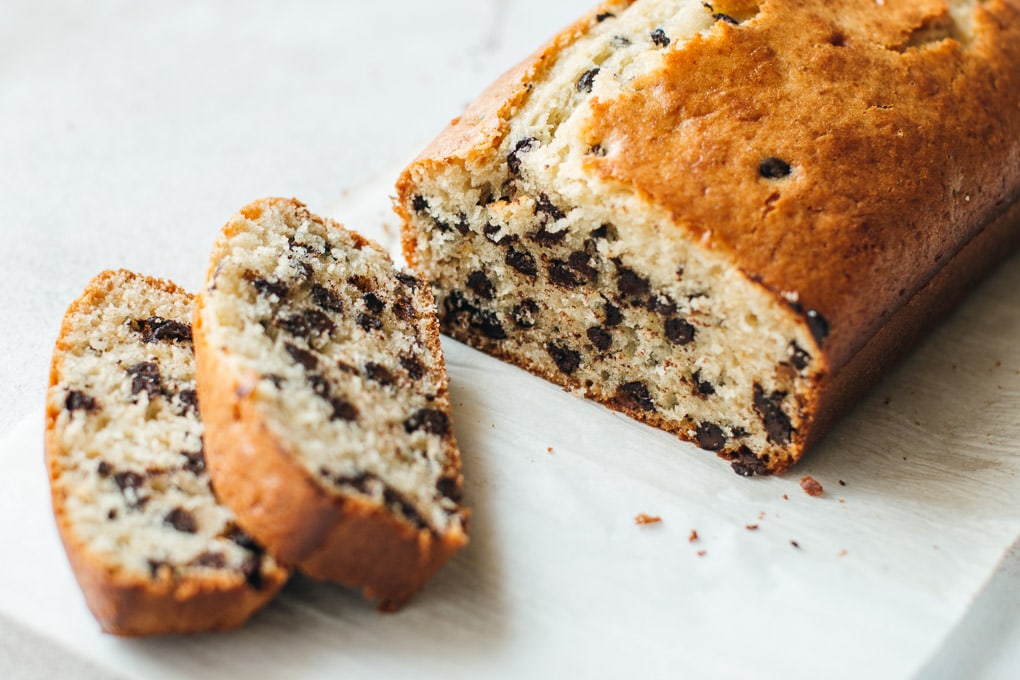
[546,446,553,454]
[790,540,801,549]
[745,524,759,531]
[837,549,848,557]
[697,550,707,557]
[800,475,824,497]
[783,494,789,500]
[688,529,699,543]
[635,513,662,526]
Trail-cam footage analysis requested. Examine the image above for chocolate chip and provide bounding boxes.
[395,272,420,290]
[534,193,566,221]
[365,362,395,386]
[596,11,614,21]
[192,551,227,569]
[587,327,613,351]
[277,309,334,339]
[507,137,537,175]
[549,260,584,288]
[648,294,677,316]
[547,343,581,375]
[616,265,650,303]
[506,248,538,277]
[568,251,599,282]
[806,310,829,344]
[126,361,161,401]
[177,389,198,415]
[650,28,670,46]
[147,559,170,580]
[97,460,112,477]
[311,284,344,313]
[392,296,416,322]
[404,409,450,436]
[252,277,289,300]
[614,381,655,412]
[223,524,260,552]
[612,34,632,48]
[357,313,384,332]
[604,302,624,326]
[330,397,359,422]
[665,318,697,345]
[591,223,618,241]
[467,271,495,300]
[65,390,97,413]
[692,370,716,396]
[587,143,607,157]
[443,291,506,339]
[753,384,793,446]
[759,157,792,179]
[577,68,600,94]
[728,446,771,477]
[241,554,264,589]
[348,275,374,293]
[284,342,318,370]
[483,223,508,244]
[696,422,727,451]
[789,342,811,370]
[401,355,425,380]
[512,300,540,329]
[308,373,330,398]
[412,195,429,214]
[530,224,568,245]
[437,475,462,503]
[107,509,117,520]
[130,316,192,344]
[713,13,739,25]
[383,486,428,530]
[181,449,205,475]
[164,508,197,533]
[363,292,385,313]
[113,471,146,508]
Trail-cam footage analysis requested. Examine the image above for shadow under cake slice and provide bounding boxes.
[45,269,288,636]
[193,197,468,610]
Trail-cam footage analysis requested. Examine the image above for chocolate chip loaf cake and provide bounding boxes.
[45,270,288,635]
[397,0,1020,475]
[193,198,468,610]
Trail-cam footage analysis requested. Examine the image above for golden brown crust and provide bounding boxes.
[195,199,467,610]
[45,270,287,636]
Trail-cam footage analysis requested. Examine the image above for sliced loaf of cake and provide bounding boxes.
[193,198,468,610]
[45,269,288,635]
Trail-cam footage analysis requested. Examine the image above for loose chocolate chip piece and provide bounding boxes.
[392,296,416,322]
[241,554,264,589]
[66,390,97,413]
[692,370,716,396]
[192,551,227,569]
[604,302,624,326]
[665,317,697,345]
[806,310,829,343]
[412,195,429,214]
[252,277,289,300]
[713,12,739,24]
[395,272,420,290]
[616,265,650,303]
[177,389,198,415]
[614,381,655,412]
[363,292,385,313]
[284,342,318,370]
[650,28,671,46]
[401,355,425,380]
[330,398,359,422]
[547,343,581,375]
[357,313,384,332]
[753,384,793,446]
[507,137,537,175]
[164,508,197,533]
[568,251,599,282]
[534,193,566,221]
[512,300,540,329]
[548,260,584,288]
[436,475,462,502]
[696,422,727,451]
[126,362,162,401]
[130,316,192,344]
[759,157,792,179]
[310,284,344,313]
[587,326,613,351]
[181,449,205,475]
[789,342,811,370]
[577,68,600,94]
[404,409,450,436]
[467,271,495,300]
[97,460,113,477]
[365,362,395,386]
[596,11,614,21]
[506,248,538,277]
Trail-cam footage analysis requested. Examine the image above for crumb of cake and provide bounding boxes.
[635,513,662,526]
[837,549,848,557]
[790,540,801,549]
[745,524,759,531]
[783,494,789,500]
[689,529,699,543]
[697,550,707,557]
[838,479,846,486]
[547,446,553,453]
[800,475,824,497]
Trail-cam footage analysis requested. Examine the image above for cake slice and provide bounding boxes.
[193,198,468,610]
[45,270,288,636]
[396,0,1020,475]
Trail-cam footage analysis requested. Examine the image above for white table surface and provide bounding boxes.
[2,2,1019,678]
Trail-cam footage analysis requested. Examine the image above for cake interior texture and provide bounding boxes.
[46,271,279,597]
[200,200,465,535]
